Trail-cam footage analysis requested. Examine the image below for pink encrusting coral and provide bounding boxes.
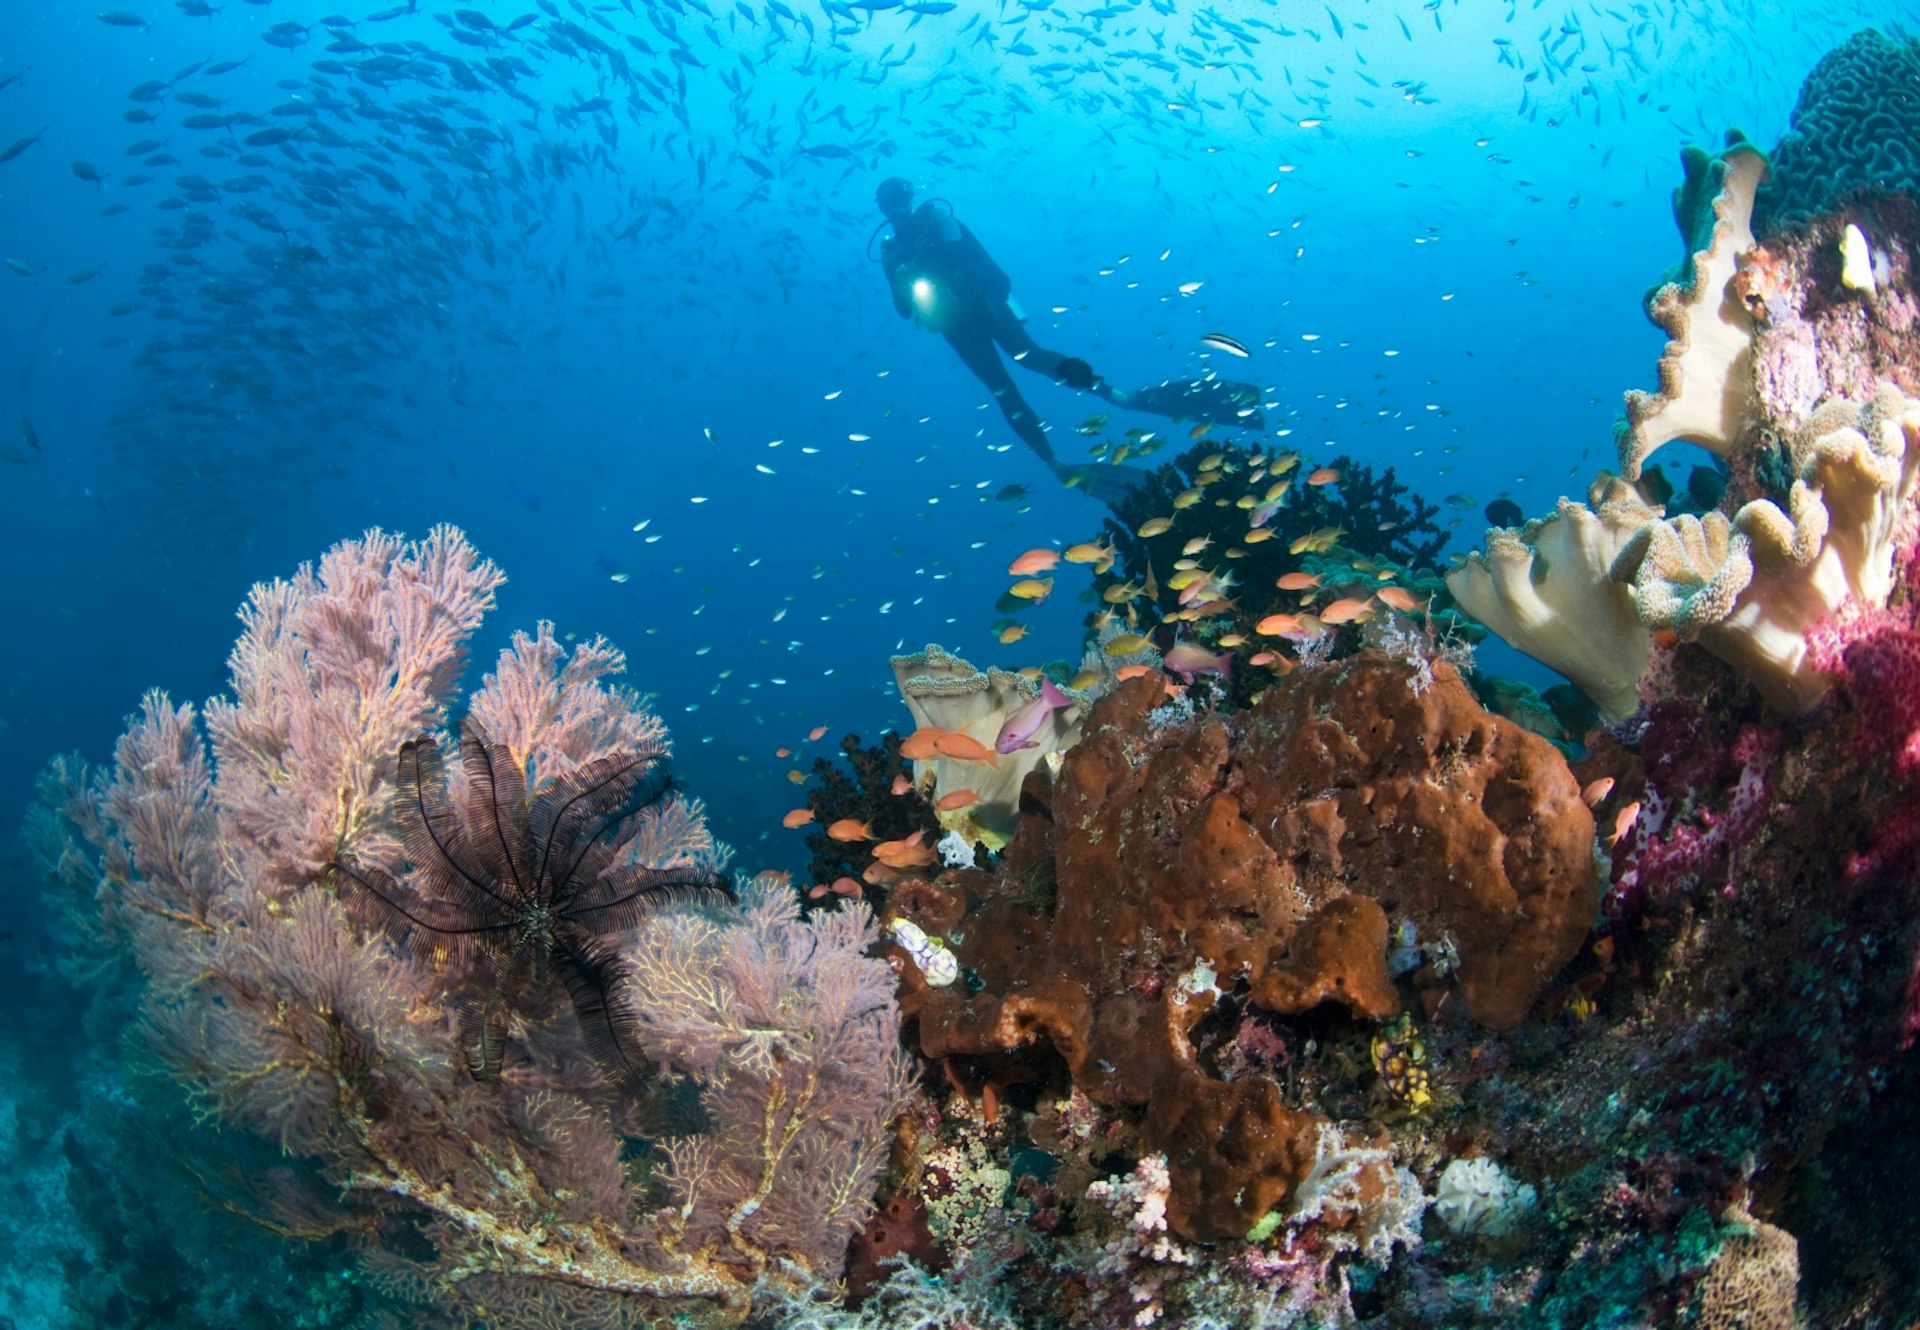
[32,526,913,1328]
[1608,712,1781,920]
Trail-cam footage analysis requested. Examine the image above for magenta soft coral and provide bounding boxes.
[1839,627,1920,774]
[1608,705,1781,921]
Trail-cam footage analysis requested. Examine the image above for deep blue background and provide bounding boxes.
[1,0,1914,898]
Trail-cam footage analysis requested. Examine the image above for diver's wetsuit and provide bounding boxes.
[879,201,1107,470]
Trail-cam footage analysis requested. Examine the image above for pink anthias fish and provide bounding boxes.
[1162,641,1234,682]
[995,676,1075,754]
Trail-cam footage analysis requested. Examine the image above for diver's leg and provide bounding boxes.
[989,304,1107,394]
[945,318,1059,467]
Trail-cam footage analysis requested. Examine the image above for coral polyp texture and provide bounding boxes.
[31,527,912,1327]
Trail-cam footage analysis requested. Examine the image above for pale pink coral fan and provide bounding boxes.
[33,526,910,1325]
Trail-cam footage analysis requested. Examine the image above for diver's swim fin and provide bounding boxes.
[1059,461,1155,507]
[1118,376,1265,430]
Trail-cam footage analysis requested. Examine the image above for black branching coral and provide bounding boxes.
[330,717,734,1087]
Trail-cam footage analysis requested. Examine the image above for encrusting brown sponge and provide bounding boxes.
[894,652,1597,1241]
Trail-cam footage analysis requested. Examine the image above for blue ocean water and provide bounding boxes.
[1,0,1911,872]
[0,0,1916,1322]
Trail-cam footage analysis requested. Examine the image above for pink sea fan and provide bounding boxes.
[465,620,671,789]
[31,526,908,1322]
[633,877,918,1277]
[205,525,505,896]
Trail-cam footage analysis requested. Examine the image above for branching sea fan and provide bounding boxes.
[331,715,734,1086]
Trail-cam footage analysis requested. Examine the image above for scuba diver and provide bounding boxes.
[871,177,1264,504]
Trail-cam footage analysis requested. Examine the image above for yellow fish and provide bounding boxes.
[1244,528,1275,544]
[1289,525,1345,556]
[1271,454,1299,475]
[1181,535,1212,555]
[1064,540,1114,565]
[998,623,1030,644]
[1068,668,1103,691]
[1008,576,1053,600]
[1104,633,1155,656]
[1137,516,1174,538]
[1166,568,1206,591]
[1103,578,1148,604]
[1197,452,1226,471]
[1173,488,1204,509]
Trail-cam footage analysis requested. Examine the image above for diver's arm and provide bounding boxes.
[879,240,914,319]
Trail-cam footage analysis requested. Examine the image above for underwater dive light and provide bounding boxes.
[911,276,938,322]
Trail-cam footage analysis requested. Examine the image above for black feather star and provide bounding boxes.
[330,717,732,1087]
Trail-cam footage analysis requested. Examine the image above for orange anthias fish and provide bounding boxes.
[1306,466,1341,485]
[891,774,914,796]
[1007,548,1061,576]
[1376,585,1422,613]
[808,725,830,741]
[782,807,816,829]
[1319,597,1373,625]
[931,730,999,764]
[1276,571,1321,591]
[827,818,877,842]
[873,830,937,870]
[1113,663,1156,681]
[1582,777,1616,807]
[936,788,982,811]
[899,727,951,760]
[1610,800,1642,846]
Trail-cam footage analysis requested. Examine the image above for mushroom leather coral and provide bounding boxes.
[898,652,1597,1242]
[1620,135,1770,483]
[1445,473,1659,722]
[891,643,1085,849]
